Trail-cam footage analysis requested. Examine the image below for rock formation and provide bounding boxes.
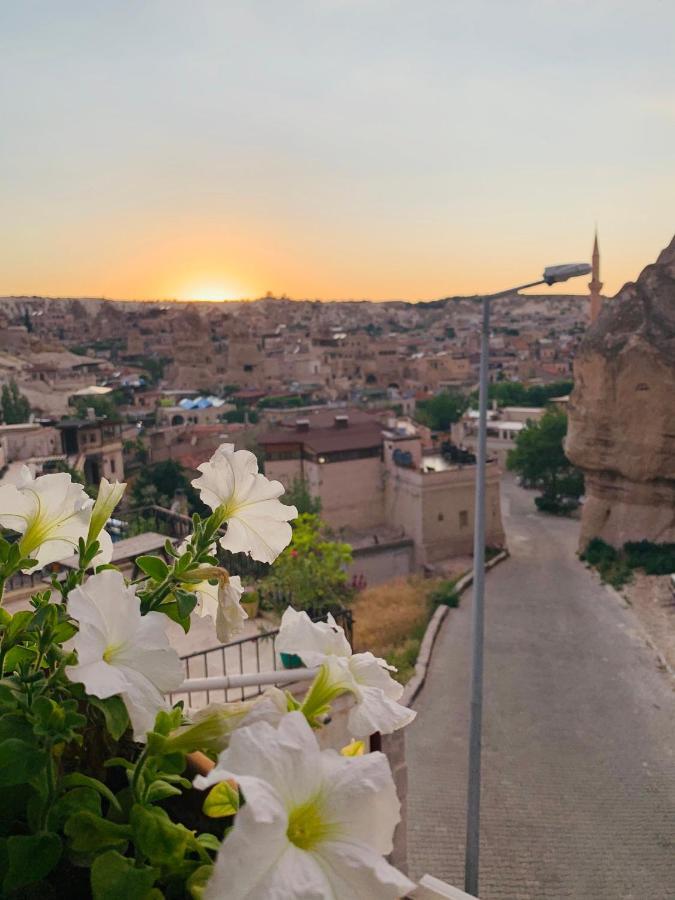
[566,235,675,549]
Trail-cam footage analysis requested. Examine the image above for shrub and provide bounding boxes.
[260,514,352,615]
[623,541,675,575]
[581,538,631,588]
[428,579,460,608]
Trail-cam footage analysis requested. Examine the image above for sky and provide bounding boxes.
[1,0,674,302]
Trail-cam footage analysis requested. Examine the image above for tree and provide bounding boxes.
[71,390,126,422]
[416,390,468,431]
[261,514,352,614]
[1,380,31,424]
[283,477,322,516]
[477,380,574,409]
[131,459,205,514]
[507,409,584,511]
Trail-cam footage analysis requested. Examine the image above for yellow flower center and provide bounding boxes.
[103,643,122,663]
[286,796,335,851]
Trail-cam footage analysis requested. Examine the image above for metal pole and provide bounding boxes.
[458,277,545,895]
[464,291,491,896]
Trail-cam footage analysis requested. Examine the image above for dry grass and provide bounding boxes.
[351,576,435,684]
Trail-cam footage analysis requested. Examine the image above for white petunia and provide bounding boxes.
[192,443,297,564]
[194,712,414,900]
[169,687,289,753]
[276,608,416,738]
[192,573,247,643]
[0,467,113,571]
[64,570,184,741]
[177,538,247,642]
[87,477,126,545]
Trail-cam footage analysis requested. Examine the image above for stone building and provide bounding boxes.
[588,231,604,325]
[260,408,504,568]
[56,416,124,483]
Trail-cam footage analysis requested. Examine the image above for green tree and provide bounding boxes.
[1,380,31,424]
[71,391,125,423]
[283,477,322,515]
[131,459,204,514]
[262,514,352,614]
[416,390,468,431]
[478,380,573,408]
[507,409,584,510]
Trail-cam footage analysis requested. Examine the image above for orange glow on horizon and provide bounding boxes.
[174,279,251,302]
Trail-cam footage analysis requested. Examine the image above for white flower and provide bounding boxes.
[276,608,416,738]
[0,467,113,571]
[195,712,414,900]
[192,443,297,564]
[192,573,247,643]
[87,477,126,545]
[171,687,288,753]
[64,570,184,741]
[177,538,247,642]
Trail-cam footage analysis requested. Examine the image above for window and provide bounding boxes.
[437,512,444,522]
[459,510,468,528]
[110,458,116,473]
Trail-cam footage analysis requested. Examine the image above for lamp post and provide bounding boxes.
[464,262,592,897]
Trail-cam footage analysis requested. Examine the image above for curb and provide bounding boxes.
[401,550,510,708]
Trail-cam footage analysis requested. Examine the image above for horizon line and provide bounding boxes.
[0,290,592,305]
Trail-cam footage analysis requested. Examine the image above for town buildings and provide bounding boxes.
[260,408,504,571]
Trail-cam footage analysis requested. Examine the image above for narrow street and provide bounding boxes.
[406,476,675,899]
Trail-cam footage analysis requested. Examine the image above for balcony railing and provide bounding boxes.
[169,607,353,708]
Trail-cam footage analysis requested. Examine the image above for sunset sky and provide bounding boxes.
[2,1,674,301]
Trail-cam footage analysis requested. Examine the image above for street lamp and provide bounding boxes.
[464,261,591,897]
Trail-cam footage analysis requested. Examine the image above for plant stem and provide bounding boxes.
[131,747,150,803]
[40,754,57,831]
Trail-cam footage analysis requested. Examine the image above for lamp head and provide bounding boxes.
[543,263,592,285]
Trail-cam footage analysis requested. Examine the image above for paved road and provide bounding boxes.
[406,476,675,899]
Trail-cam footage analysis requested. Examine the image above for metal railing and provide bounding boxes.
[169,607,353,709]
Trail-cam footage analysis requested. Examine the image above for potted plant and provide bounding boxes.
[240,588,260,620]
[0,447,414,898]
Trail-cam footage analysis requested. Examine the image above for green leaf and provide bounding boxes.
[104,756,135,772]
[202,780,239,818]
[89,695,130,741]
[2,645,36,671]
[145,780,183,803]
[4,832,61,892]
[156,599,191,633]
[32,695,87,743]
[90,850,159,900]
[0,738,47,786]
[0,713,33,744]
[64,809,131,853]
[61,773,122,813]
[136,556,169,581]
[0,784,32,836]
[52,620,78,643]
[50,786,101,829]
[130,804,191,865]
[186,864,213,900]
[175,589,197,619]
[153,707,184,737]
[195,833,220,852]
[4,611,33,645]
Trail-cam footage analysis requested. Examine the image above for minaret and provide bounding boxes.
[588,231,603,324]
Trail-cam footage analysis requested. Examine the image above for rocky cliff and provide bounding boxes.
[566,236,675,549]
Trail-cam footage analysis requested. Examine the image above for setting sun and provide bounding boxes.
[176,281,248,302]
